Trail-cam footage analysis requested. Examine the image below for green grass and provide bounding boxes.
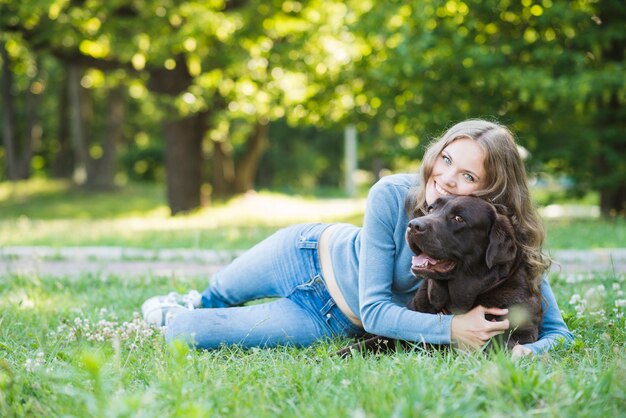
[544,218,626,250]
[0,179,168,219]
[0,271,624,417]
[1,180,625,416]
[1,179,625,250]
[0,180,366,250]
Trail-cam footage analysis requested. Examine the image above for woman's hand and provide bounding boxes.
[450,305,509,349]
[511,344,533,360]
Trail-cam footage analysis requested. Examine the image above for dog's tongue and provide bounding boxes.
[412,254,437,267]
[412,254,455,273]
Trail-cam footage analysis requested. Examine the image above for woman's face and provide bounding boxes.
[425,137,487,206]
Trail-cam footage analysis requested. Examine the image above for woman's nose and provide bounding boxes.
[440,169,456,187]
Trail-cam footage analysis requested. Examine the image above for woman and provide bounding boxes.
[142,119,573,358]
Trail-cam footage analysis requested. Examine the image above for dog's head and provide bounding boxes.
[406,195,518,311]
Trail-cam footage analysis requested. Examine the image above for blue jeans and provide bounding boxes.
[166,223,365,349]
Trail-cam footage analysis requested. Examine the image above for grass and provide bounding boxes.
[0,271,624,417]
[1,180,625,416]
[1,179,625,250]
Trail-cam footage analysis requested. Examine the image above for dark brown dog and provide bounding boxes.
[336,195,542,357]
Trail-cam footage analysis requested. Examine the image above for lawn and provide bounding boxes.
[1,270,624,417]
[1,180,625,417]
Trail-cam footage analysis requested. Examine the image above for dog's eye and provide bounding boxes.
[427,205,435,213]
[454,215,464,223]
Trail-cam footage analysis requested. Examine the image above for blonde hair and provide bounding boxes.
[406,119,550,284]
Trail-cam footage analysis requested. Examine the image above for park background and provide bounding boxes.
[1,1,625,417]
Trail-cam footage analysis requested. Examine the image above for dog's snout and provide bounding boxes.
[408,218,426,232]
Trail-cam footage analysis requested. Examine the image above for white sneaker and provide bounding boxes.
[141,290,202,327]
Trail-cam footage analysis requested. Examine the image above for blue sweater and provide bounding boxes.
[328,173,574,354]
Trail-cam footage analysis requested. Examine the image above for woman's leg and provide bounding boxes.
[142,224,324,327]
[201,224,321,308]
[166,298,327,349]
[167,223,365,349]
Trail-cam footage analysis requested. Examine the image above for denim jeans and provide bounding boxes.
[165,223,365,349]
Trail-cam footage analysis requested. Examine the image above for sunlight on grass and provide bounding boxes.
[0,178,70,202]
[539,204,600,219]
[0,185,366,249]
[0,287,75,315]
[2,179,625,250]
[144,191,366,230]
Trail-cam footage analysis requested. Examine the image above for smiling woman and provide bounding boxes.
[144,119,573,359]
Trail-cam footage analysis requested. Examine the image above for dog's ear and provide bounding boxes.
[485,213,517,269]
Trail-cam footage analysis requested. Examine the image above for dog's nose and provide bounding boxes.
[408,219,426,232]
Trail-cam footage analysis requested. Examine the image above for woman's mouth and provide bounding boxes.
[434,181,450,196]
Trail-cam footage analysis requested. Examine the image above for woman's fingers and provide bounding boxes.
[486,318,510,332]
[481,306,509,316]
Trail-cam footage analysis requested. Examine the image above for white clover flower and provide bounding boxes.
[569,294,582,305]
[615,299,626,308]
[24,351,45,372]
[590,309,606,318]
[50,310,159,348]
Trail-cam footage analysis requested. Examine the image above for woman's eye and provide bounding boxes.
[442,155,451,165]
[454,215,464,223]
[463,173,476,183]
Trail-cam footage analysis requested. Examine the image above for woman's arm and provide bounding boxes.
[518,277,574,356]
[358,176,455,343]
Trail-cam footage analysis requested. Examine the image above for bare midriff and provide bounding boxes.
[319,224,363,328]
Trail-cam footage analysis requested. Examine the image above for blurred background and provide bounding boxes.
[0,0,624,218]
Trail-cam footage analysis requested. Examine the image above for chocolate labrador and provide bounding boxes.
[336,195,542,357]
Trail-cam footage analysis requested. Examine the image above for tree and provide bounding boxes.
[1,37,42,180]
[345,0,626,216]
[1,0,361,213]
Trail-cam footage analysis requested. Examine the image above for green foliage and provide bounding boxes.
[1,0,625,213]
[0,270,624,417]
[257,119,345,191]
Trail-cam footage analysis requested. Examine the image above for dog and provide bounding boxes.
[336,195,542,357]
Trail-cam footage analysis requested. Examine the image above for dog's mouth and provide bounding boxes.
[411,253,456,275]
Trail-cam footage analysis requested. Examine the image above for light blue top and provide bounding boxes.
[329,173,574,354]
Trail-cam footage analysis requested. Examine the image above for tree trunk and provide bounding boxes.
[164,112,206,215]
[595,7,625,218]
[52,67,75,178]
[67,63,90,184]
[1,41,18,180]
[233,121,269,193]
[600,186,626,217]
[19,76,42,179]
[212,139,236,197]
[92,85,125,189]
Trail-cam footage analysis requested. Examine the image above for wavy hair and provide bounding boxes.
[405,119,550,285]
